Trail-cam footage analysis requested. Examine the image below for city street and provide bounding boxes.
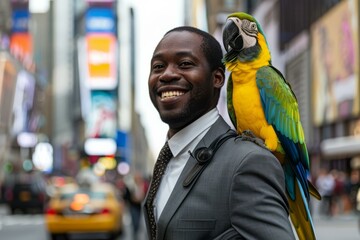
[314,215,359,240]
[0,204,359,240]
[0,204,144,240]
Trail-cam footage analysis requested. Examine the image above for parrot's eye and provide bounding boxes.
[250,23,257,30]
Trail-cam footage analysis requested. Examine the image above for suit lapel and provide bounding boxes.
[156,116,231,239]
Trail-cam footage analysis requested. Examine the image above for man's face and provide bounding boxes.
[148,31,221,132]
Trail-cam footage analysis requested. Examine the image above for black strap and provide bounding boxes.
[183,130,238,187]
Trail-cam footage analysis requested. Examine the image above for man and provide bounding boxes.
[144,26,295,240]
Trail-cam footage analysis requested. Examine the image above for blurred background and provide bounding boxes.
[0,0,360,239]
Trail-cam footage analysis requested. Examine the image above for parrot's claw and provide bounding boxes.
[239,130,267,149]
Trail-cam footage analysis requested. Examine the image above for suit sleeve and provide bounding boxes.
[229,148,296,240]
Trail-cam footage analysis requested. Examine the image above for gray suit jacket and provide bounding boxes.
[143,116,295,240]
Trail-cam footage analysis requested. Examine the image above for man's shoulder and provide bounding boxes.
[219,131,275,160]
[226,130,269,149]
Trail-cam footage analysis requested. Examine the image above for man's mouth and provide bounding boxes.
[161,91,185,100]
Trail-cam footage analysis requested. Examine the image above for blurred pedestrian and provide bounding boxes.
[348,169,360,212]
[330,169,346,215]
[125,172,148,240]
[143,26,295,240]
[316,168,335,216]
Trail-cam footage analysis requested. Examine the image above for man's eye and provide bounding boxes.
[179,61,193,67]
[152,63,164,70]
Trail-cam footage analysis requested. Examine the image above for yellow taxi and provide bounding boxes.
[45,182,124,240]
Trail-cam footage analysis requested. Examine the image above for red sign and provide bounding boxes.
[10,33,35,72]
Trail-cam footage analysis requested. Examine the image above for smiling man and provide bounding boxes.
[143,26,295,240]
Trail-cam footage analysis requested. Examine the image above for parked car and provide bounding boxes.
[45,182,124,240]
[2,171,48,214]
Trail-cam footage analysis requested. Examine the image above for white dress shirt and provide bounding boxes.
[154,108,219,220]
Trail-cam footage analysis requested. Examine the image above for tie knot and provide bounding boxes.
[158,142,173,164]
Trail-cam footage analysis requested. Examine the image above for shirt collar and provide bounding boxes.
[168,108,219,157]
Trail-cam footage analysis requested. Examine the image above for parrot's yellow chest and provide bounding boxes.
[231,70,267,137]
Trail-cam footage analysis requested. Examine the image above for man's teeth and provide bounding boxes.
[161,91,184,99]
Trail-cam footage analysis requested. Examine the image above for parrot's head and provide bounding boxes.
[222,12,269,63]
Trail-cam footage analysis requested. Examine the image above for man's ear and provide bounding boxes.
[213,68,225,89]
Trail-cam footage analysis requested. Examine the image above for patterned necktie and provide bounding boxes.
[146,141,173,240]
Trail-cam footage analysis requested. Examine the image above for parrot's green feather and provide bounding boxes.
[226,74,237,129]
[256,66,308,167]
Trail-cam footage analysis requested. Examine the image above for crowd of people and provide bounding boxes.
[314,168,360,217]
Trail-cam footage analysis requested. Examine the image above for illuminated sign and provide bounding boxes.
[84,138,117,156]
[86,34,117,90]
[85,8,115,33]
[10,33,34,70]
[17,132,37,148]
[32,142,53,173]
[11,9,29,32]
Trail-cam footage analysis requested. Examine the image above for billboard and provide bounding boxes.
[86,90,117,138]
[85,34,117,90]
[311,0,359,125]
[12,70,35,135]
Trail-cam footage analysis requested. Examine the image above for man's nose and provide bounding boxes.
[160,65,180,81]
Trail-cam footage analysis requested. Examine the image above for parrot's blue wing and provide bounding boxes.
[256,66,310,201]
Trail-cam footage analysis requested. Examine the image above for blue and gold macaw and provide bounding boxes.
[222,12,321,240]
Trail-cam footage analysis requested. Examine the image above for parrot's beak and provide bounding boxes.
[222,18,243,53]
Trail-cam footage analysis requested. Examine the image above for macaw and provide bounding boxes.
[222,12,321,240]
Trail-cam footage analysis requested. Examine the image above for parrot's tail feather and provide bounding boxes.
[289,180,316,240]
[288,179,316,240]
[309,180,322,200]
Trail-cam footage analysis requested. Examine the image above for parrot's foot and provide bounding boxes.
[240,130,267,149]
[259,126,278,151]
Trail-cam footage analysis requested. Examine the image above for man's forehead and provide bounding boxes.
[161,31,202,46]
[153,31,203,55]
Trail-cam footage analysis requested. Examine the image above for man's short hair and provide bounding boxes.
[165,26,225,72]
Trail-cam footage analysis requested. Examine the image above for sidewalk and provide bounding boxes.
[0,203,9,215]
